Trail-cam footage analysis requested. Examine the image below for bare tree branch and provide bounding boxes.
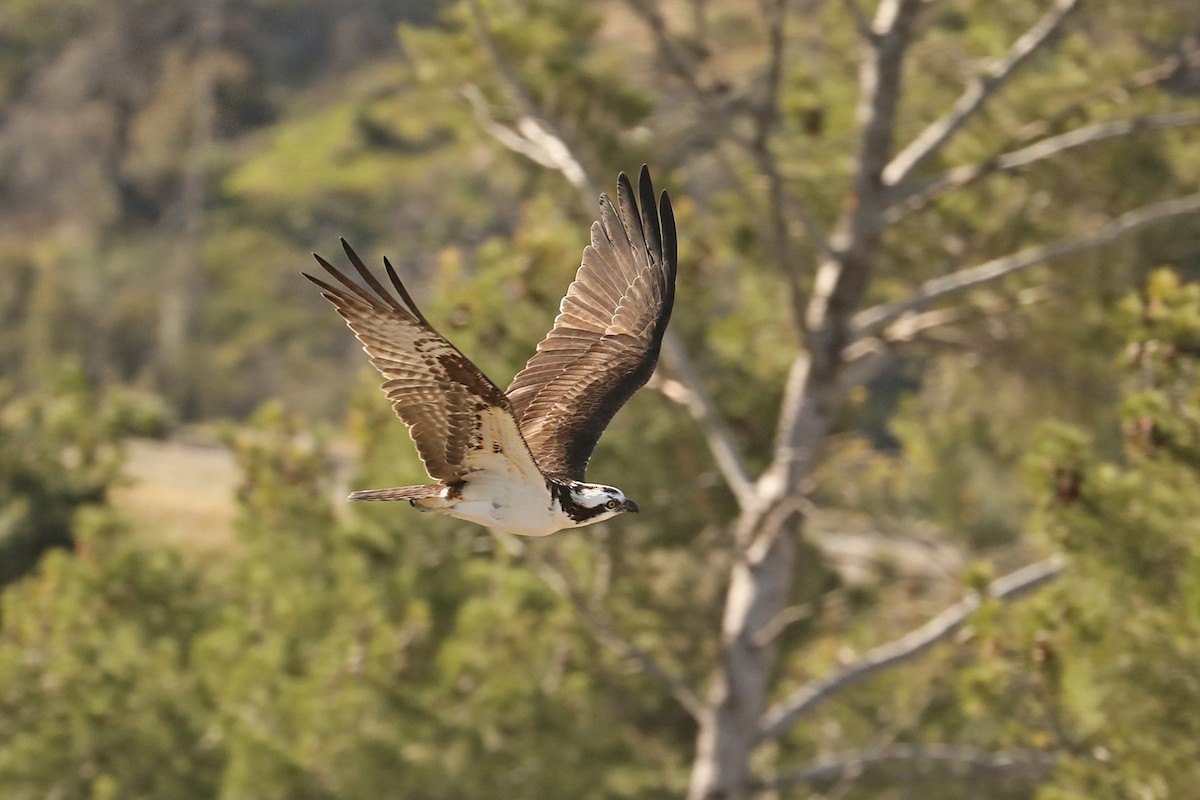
[462,84,594,194]
[893,110,1200,214]
[747,0,821,328]
[1015,50,1200,147]
[882,0,1081,188]
[463,0,598,199]
[836,296,1032,393]
[654,335,756,508]
[628,0,832,267]
[623,0,716,108]
[843,285,1055,372]
[528,552,708,722]
[758,556,1066,741]
[752,0,788,154]
[853,191,1200,339]
[752,744,1059,792]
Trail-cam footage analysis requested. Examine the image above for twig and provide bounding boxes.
[752,744,1059,792]
[628,0,832,269]
[883,0,1081,187]
[655,333,755,507]
[757,556,1066,741]
[623,0,714,106]
[893,110,1200,214]
[753,0,833,315]
[462,85,591,191]
[528,552,708,722]
[852,191,1200,339]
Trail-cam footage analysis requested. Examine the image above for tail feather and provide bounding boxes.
[348,485,443,502]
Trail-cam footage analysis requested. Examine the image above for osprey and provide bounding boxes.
[304,167,677,537]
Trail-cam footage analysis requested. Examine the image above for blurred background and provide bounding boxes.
[2,0,1200,798]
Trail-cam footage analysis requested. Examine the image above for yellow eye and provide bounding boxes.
[605,499,619,510]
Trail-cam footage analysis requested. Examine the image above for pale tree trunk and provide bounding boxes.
[686,2,922,795]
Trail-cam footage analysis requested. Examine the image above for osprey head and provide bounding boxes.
[559,482,639,526]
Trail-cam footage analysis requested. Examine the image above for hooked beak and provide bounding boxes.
[622,499,639,513]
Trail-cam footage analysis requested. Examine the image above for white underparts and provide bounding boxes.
[412,479,566,537]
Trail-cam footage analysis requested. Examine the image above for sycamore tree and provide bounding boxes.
[380,1,1200,797]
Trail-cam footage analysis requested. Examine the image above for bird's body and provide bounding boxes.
[304,167,676,536]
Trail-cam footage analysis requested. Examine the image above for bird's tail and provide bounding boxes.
[348,485,443,502]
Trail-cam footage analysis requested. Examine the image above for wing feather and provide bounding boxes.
[306,240,541,485]
[506,166,678,480]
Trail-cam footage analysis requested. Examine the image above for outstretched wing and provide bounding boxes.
[305,240,542,485]
[506,166,678,481]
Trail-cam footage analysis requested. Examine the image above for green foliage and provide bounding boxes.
[1015,272,1200,799]
[0,511,221,800]
[0,363,169,587]
[0,399,696,798]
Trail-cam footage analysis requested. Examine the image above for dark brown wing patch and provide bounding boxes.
[506,166,678,480]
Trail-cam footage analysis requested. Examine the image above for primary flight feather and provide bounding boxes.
[303,166,677,536]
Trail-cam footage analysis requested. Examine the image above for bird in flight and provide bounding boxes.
[304,167,677,537]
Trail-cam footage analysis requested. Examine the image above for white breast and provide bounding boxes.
[409,404,571,536]
[438,474,566,537]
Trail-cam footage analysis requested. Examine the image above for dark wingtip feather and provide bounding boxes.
[616,171,634,206]
[637,166,662,261]
[339,239,408,315]
[614,170,647,255]
[301,271,351,306]
[659,190,678,277]
[383,255,428,325]
[310,253,379,308]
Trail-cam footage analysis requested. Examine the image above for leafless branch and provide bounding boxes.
[883,0,1081,188]
[888,50,1200,221]
[836,303,985,391]
[752,744,1059,792]
[528,552,708,721]
[893,110,1200,214]
[744,0,820,326]
[751,586,843,649]
[862,286,1052,357]
[753,0,788,154]
[463,0,598,199]
[853,191,1200,339]
[836,337,893,392]
[758,556,1066,741]
[655,334,755,507]
[1020,50,1200,145]
[463,85,593,194]
[629,0,831,270]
